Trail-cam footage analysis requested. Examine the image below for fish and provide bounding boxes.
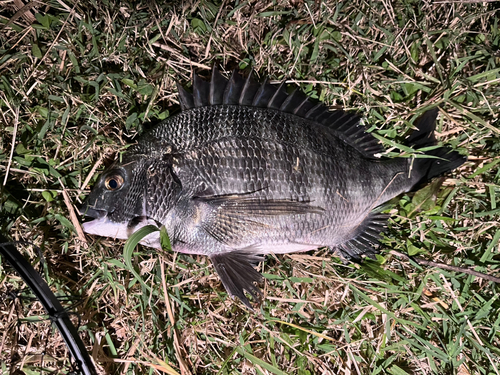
[79,68,466,309]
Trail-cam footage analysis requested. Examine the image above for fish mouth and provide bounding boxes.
[78,206,130,240]
[78,205,112,235]
[78,205,161,246]
[78,206,108,220]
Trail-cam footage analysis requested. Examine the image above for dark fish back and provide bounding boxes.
[136,68,383,159]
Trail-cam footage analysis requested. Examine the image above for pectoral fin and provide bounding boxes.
[195,195,324,216]
[210,252,264,310]
[194,195,324,245]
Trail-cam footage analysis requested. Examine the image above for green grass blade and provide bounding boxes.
[123,225,159,292]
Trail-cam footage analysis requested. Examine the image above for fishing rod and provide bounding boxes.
[0,233,98,375]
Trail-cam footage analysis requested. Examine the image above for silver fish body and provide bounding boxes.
[80,69,465,308]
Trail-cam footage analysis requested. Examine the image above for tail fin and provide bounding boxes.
[407,108,466,181]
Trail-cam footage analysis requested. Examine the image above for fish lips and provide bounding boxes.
[79,206,161,247]
[79,206,107,220]
[79,208,129,240]
[78,206,125,239]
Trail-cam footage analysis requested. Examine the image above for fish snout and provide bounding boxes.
[78,205,108,220]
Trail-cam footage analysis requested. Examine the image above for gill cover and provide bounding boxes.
[80,156,183,241]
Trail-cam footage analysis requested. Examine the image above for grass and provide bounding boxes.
[1,0,499,374]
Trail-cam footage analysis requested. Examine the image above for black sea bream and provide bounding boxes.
[80,69,466,308]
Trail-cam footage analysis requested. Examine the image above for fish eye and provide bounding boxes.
[104,174,124,191]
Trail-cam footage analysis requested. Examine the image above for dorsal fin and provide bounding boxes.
[239,70,260,105]
[252,78,275,107]
[177,68,384,157]
[193,74,210,107]
[268,81,288,109]
[209,67,227,105]
[177,82,195,110]
[223,70,245,105]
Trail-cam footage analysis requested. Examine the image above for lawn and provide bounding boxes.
[1,1,499,374]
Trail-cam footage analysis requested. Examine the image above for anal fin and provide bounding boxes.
[210,252,264,310]
[336,211,389,262]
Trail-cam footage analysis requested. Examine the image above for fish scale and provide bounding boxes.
[139,106,352,158]
[80,68,466,309]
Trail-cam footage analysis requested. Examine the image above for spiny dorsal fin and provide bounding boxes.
[239,70,261,105]
[268,81,288,109]
[178,68,384,157]
[177,82,194,110]
[252,78,275,107]
[209,67,227,105]
[192,73,210,107]
[223,70,244,105]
